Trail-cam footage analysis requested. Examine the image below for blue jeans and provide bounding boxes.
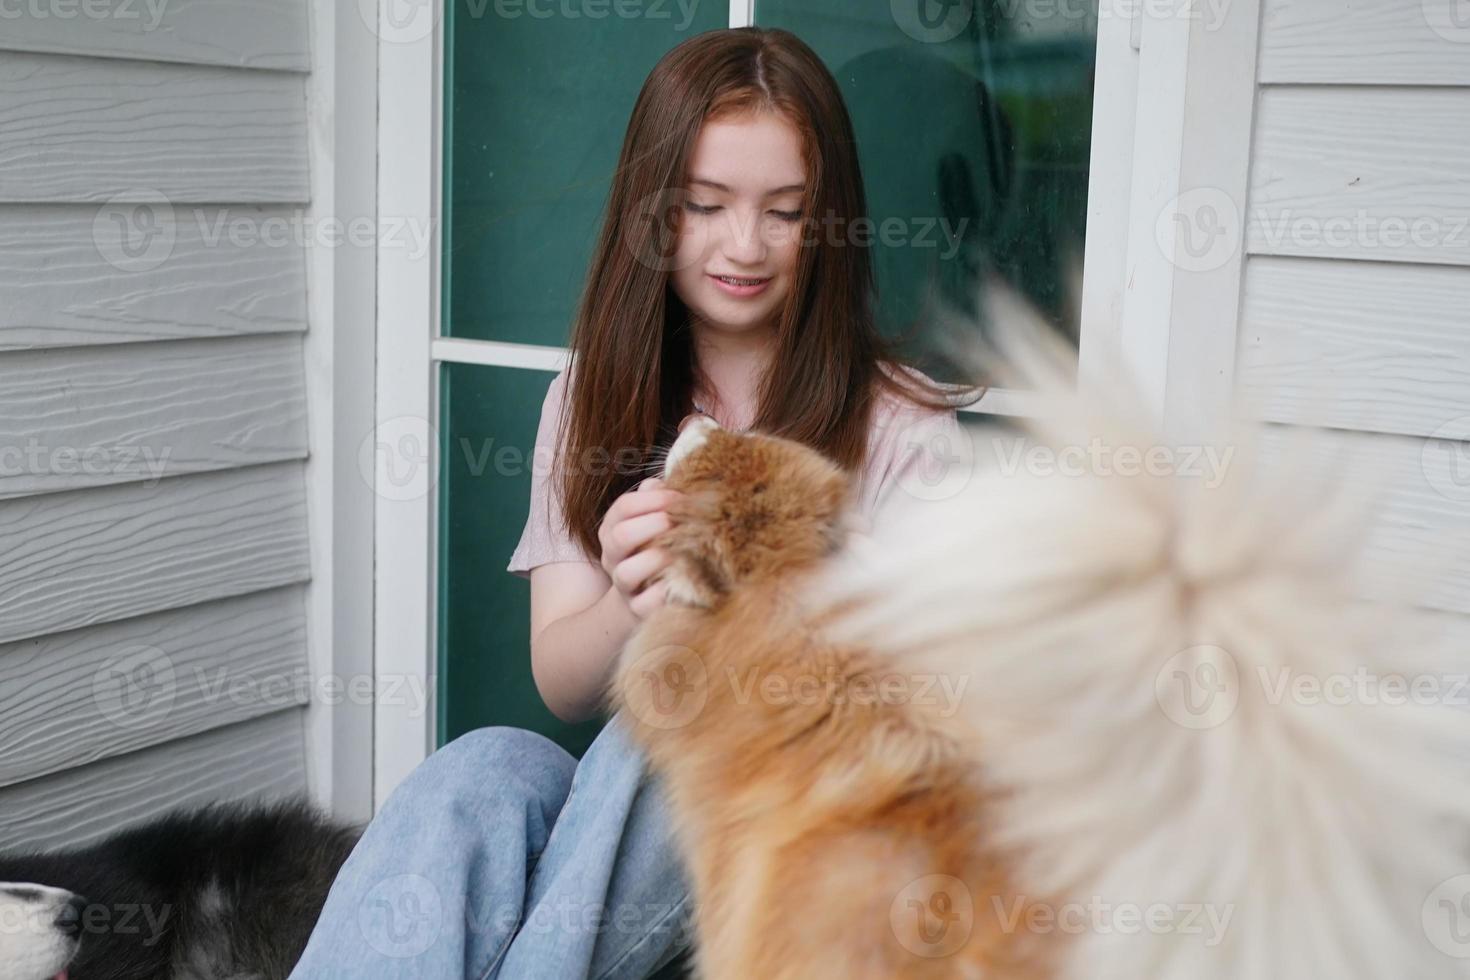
[287,714,693,979]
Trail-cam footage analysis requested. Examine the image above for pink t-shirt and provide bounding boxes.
[506,365,965,579]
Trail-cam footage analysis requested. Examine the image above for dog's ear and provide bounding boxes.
[656,554,725,610]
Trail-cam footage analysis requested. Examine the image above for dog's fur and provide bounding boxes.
[0,799,359,980]
[612,321,1470,978]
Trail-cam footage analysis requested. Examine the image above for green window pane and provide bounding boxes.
[444,2,729,345]
[754,0,1096,342]
[438,363,604,756]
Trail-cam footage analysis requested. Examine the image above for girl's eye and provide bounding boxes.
[770,210,803,222]
[684,202,720,215]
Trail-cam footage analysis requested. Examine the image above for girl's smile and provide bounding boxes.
[707,273,773,297]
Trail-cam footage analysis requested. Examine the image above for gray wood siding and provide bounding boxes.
[0,335,309,498]
[0,711,309,852]
[1237,0,1470,627]
[0,10,317,845]
[0,462,311,647]
[0,334,309,498]
[0,53,309,203]
[1246,86,1470,267]
[1237,256,1470,438]
[1259,0,1470,85]
[0,586,309,788]
[0,205,307,350]
[0,0,310,71]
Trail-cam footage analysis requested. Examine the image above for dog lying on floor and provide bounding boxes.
[611,320,1470,978]
[0,799,358,980]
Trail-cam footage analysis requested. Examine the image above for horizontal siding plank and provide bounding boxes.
[0,204,307,350]
[1247,87,1470,266]
[1259,0,1470,85]
[0,334,309,498]
[0,461,311,646]
[0,0,309,71]
[1237,256,1470,438]
[1259,425,1470,616]
[0,52,308,203]
[0,710,306,851]
[0,586,309,789]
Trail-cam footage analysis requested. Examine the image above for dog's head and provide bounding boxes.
[654,415,855,608]
[0,884,84,980]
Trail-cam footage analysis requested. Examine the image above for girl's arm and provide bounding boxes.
[529,561,640,724]
[528,481,681,723]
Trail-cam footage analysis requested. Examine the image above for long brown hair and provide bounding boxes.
[558,26,983,562]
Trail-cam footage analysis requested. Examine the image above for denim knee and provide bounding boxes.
[389,726,577,824]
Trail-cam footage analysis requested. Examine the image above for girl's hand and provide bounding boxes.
[599,476,682,619]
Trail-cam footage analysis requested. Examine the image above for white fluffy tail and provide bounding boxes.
[804,302,1470,979]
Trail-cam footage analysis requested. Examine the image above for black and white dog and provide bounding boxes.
[0,799,359,980]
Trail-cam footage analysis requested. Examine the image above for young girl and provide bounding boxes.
[288,26,973,980]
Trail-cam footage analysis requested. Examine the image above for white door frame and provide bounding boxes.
[298,0,381,823]
[366,0,1254,807]
[371,0,445,811]
[1080,0,1263,444]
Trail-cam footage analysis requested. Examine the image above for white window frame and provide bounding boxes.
[367,0,1263,806]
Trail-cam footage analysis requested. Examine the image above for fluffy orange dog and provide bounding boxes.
[612,414,1046,979]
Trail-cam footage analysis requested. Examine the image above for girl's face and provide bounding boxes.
[671,110,807,340]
